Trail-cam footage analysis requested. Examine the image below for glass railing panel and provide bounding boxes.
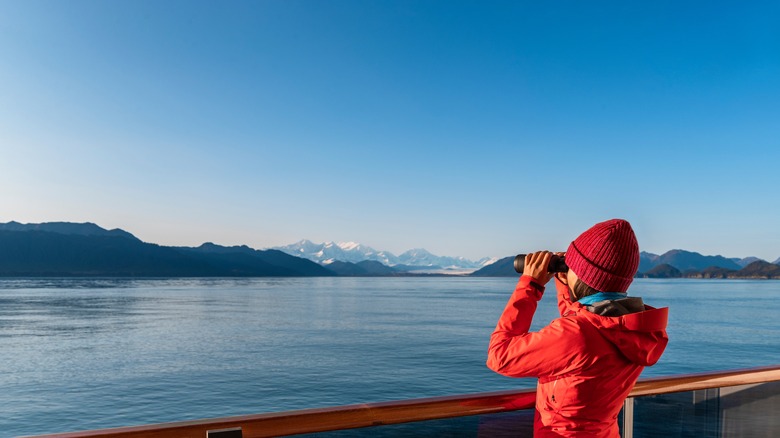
[631,381,780,437]
[290,410,534,438]
[630,389,720,437]
[718,380,780,437]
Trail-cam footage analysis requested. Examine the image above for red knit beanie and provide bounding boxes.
[566,219,639,293]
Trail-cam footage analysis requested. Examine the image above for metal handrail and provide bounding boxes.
[27,365,780,438]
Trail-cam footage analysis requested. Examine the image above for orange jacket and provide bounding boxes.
[487,276,668,437]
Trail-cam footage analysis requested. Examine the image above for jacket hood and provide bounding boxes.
[555,279,669,366]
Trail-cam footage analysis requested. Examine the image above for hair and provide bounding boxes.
[572,279,600,301]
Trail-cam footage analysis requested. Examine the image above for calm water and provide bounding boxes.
[2,277,779,437]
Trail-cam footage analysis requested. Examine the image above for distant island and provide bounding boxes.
[0,221,778,279]
[638,261,780,279]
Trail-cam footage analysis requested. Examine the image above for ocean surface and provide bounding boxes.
[2,277,779,437]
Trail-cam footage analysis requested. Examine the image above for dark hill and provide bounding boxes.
[355,260,398,275]
[654,250,741,272]
[0,230,212,276]
[470,256,516,277]
[0,221,138,240]
[640,263,681,278]
[179,244,333,276]
[189,242,257,255]
[325,261,368,276]
[732,261,780,279]
[0,229,333,277]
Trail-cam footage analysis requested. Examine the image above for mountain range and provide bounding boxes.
[274,239,494,271]
[470,250,780,278]
[0,221,332,277]
[0,221,777,278]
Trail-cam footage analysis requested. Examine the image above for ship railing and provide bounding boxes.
[27,364,780,438]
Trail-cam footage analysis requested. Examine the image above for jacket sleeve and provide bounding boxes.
[487,275,584,378]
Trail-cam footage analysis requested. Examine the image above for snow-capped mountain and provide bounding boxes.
[397,248,490,269]
[275,240,400,265]
[274,240,488,270]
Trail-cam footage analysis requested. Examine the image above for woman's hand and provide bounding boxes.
[522,251,556,285]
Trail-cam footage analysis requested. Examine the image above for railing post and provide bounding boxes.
[622,397,634,438]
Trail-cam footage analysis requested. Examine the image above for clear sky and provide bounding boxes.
[1,1,778,261]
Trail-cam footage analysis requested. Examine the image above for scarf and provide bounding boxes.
[577,292,627,305]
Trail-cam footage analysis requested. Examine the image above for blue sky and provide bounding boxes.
[1,1,779,261]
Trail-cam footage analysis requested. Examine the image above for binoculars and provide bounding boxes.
[513,254,569,274]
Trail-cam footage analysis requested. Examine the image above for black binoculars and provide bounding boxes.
[513,254,569,274]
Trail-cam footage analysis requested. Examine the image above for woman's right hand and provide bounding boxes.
[523,251,555,285]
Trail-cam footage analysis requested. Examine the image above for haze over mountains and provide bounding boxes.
[0,221,778,278]
[274,239,495,271]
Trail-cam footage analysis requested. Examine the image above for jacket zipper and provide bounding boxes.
[551,378,558,403]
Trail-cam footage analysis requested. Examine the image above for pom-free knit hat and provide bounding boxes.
[566,219,639,293]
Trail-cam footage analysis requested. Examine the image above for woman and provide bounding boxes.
[487,218,669,437]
